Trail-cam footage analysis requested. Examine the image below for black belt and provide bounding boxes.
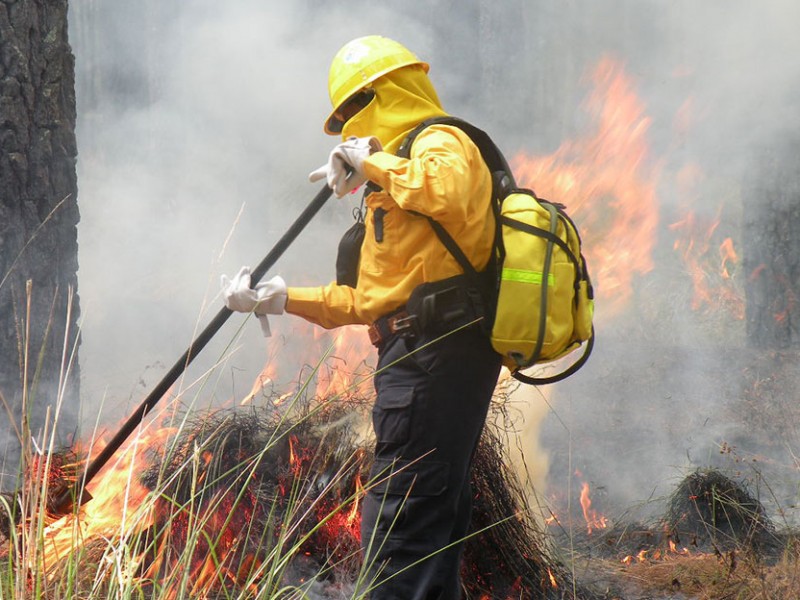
[368,273,491,348]
[368,309,418,347]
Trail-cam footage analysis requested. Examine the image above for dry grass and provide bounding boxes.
[5,283,800,598]
[549,465,800,599]
[610,539,800,599]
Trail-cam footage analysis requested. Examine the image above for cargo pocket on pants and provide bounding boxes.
[370,457,449,497]
[372,385,414,446]
[367,458,450,542]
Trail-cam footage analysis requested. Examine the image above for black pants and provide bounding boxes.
[360,326,502,600]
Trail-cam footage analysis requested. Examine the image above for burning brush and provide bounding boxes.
[129,391,589,598]
[0,446,90,540]
[463,400,581,599]
[562,468,784,570]
[135,400,370,597]
[1,384,595,599]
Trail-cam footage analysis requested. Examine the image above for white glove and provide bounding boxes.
[308,136,382,198]
[220,267,287,337]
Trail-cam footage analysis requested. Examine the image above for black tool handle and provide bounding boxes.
[53,184,333,513]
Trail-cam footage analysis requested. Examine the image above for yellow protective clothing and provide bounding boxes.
[325,35,429,135]
[288,46,492,329]
[340,64,446,153]
[286,124,493,328]
[299,38,502,600]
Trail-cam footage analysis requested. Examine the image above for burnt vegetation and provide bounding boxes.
[128,392,587,598]
[0,388,593,599]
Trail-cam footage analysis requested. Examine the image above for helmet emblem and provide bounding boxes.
[341,41,370,65]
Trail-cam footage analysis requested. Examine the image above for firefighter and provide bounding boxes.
[222,35,501,599]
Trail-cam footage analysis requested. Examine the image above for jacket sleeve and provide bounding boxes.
[285,283,367,329]
[361,125,485,223]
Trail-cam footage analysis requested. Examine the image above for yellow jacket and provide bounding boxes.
[286,124,494,328]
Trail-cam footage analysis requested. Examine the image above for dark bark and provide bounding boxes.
[0,0,80,473]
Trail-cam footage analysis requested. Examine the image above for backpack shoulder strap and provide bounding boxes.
[397,116,516,187]
[396,116,510,277]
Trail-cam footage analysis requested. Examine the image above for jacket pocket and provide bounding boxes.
[361,203,402,274]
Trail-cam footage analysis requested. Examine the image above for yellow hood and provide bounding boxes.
[341,64,448,154]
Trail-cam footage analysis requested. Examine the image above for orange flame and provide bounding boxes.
[511,56,659,318]
[42,412,181,568]
[578,481,608,535]
[669,206,744,319]
[669,539,689,555]
[255,322,375,402]
[240,360,278,406]
[347,472,365,527]
[311,325,374,399]
[37,321,376,589]
[547,567,558,588]
[719,237,737,280]
[288,434,299,467]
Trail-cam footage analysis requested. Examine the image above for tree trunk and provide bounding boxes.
[744,142,800,349]
[0,0,80,473]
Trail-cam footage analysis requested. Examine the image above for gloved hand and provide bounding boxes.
[309,136,382,198]
[220,266,287,337]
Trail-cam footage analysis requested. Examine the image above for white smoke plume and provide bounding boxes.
[69,1,800,526]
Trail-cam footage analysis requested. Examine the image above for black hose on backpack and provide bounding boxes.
[513,326,595,386]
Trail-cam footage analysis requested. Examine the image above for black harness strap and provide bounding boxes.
[396,116,594,385]
[426,218,478,278]
[397,116,516,183]
[500,215,582,275]
[397,116,510,280]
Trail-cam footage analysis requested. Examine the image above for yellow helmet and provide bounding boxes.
[324,35,429,135]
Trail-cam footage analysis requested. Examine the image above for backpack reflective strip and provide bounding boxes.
[501,268,555,286]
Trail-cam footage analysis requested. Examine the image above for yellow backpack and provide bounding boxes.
[398,117,595,385]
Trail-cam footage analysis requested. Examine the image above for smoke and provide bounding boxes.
[68,0,800,529]
[69,1,443,414]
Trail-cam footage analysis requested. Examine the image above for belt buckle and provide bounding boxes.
[390,314,419,338]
